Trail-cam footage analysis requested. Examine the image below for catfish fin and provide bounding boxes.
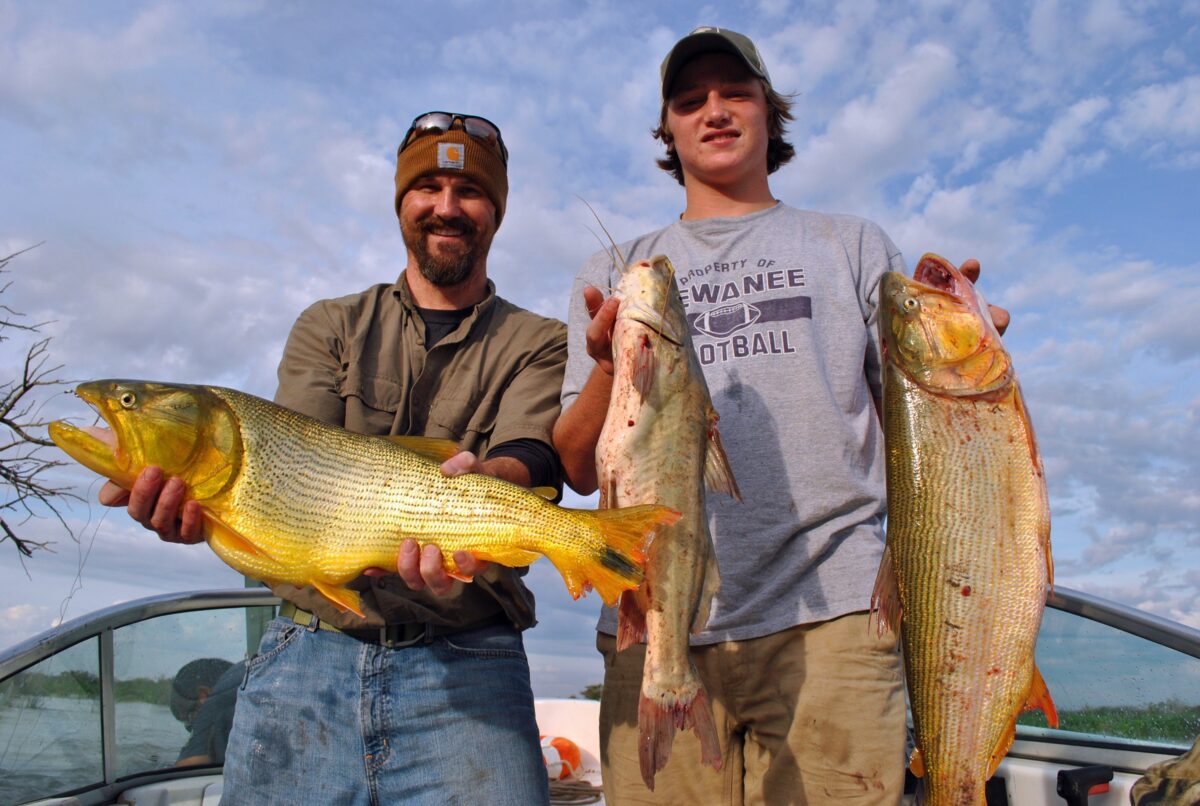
[703,415,741,501]
[1024,663,1059,728]
[633,335,656,400]
[690,550,720,635]
[617,588,648,650]
[638,686,721,790]
[387,436,460,464]
[869,544,901,637]
[311,580,365,619]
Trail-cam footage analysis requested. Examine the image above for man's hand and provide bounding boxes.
[583,286,620,375]
[98,468,205,544]
[959,258,1011,335]
[366,450,491,595]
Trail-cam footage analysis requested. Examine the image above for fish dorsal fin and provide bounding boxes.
[311,580,365,619]
[387,436,460,464]
[531,486,557,501]
[703,416,741,501]
[1025,663,1059,728]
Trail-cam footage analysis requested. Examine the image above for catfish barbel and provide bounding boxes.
[50,380,680,617]
[871,254,1058,805]
[596,255,740,790]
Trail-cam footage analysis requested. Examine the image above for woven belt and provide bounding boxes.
[278,601,510,649]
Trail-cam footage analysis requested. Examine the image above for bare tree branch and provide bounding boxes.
[0,245,79,558]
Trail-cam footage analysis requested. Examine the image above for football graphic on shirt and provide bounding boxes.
[691,301,762,338]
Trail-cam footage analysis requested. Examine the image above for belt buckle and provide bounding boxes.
[380,622,428,648]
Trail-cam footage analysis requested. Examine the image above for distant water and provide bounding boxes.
[0,696,189,805]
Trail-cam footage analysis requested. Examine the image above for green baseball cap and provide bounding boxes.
[660,27,772,100]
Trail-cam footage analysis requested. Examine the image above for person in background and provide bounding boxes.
[102,110,564,805]
[170,657,242,767]
[554,27,1007,804]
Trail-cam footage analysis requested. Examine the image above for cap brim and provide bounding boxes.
[661,33,766,99]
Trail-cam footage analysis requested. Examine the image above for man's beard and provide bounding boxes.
[402,214,490,287]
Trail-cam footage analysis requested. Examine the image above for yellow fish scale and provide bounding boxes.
[885,368,1049,805]
[208,387,593,584]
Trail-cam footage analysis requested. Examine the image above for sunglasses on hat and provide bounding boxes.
[400,111,509,166]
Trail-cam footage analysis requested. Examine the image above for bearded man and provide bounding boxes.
[102,111,565,805]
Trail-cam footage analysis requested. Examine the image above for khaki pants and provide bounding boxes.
[597,612,905,805]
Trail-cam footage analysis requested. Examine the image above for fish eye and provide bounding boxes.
[902,297,919,313]
[118,391,137,408]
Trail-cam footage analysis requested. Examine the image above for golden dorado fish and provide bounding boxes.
[871,254,1058,805]
[596,255,740,789]
[50,380,680,617]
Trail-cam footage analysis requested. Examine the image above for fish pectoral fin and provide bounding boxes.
[386,435,460,464]
[1024,663,1059,728]
[310,580,365,619]
[690,552,720,635]
[908,747,926,778]
[203,515,273,562]
[868,544,902,637]
[633,336,656,400]
[703,418,742,501]
[616,588,648,650]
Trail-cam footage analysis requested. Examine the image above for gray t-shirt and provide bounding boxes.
[561,203,905,643]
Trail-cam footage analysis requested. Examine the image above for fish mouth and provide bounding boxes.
[47,388,126,482]
[620,300,683,345]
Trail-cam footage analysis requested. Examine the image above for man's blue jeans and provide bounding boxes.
[220,618,549,805]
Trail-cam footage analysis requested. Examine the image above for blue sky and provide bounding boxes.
[1,0,1198,696]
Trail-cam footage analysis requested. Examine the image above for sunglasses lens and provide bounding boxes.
[413,112,454,133]
[401,112,508,164]
[462,118,499,144]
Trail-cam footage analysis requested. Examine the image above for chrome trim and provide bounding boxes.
[0,588,280,680]
[1049,587,1200,660]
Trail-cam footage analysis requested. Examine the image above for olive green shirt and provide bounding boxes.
[270,271,567,631]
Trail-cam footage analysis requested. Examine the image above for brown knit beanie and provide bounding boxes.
[393,128,508,225]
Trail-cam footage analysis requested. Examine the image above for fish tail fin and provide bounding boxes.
[616,588,648,650]
[637,680,722,790]
[558,505,678,606]
[869,543,901,637]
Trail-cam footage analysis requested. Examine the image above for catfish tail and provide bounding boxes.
[638,683,722,790]
[557,505,679,606]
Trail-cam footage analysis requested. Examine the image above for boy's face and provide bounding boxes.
[665,52,770,189]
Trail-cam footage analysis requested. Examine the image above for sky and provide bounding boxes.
[1,0,1198,697]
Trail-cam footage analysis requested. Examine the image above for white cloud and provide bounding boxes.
[1104,75,1200,164]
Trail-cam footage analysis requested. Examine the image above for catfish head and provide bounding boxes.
[880,254,1012,398]
[615,255,687,346]
[49,380,243,501]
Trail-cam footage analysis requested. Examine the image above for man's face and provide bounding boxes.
[665,52,770,187]
[398,173,497,287]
